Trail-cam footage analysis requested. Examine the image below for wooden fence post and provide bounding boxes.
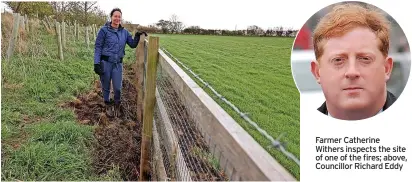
[73,24,76,41]
[74,20,77,41]
[20,15,25,32]
[49,16,54,29]
[62,21,66,48]
[6,13,20,60]
[25,14,29,32]
[42,20,49,32]
[55,22,63,60]
[44,16,51,31]
[76,24,80,41]
[139,36,159,181]
[67,24,71,42]
[93,24,96,41]
[85,26,90,48]
[135,34,146,123]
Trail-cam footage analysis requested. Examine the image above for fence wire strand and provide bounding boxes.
[160,47,301,167]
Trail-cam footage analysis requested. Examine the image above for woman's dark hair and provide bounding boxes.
[110,8,122,17]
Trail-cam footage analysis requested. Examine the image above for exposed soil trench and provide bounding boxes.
[65,65,141,181]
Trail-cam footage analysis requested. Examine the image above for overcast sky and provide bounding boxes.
[96,0,332,30]
[94,0,410,30]
[1,0,410,31]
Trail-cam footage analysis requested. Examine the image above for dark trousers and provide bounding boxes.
[100,60,123,104]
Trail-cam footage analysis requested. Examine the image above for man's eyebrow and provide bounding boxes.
[326,52,348,58]
[356,51,376,56]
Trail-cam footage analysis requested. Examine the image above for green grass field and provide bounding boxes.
[157,34,300,179]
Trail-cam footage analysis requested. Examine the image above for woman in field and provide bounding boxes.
[93,8,147,117]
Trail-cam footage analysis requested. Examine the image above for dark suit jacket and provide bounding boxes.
[318,91,397,115]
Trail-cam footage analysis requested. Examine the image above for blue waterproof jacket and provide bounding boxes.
[94,21,140,64]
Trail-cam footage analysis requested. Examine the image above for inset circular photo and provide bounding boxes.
[291,1,411,120]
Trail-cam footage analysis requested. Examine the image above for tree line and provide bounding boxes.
[181,25,296,37]
[127,14,298,37]
[4,1,108,27]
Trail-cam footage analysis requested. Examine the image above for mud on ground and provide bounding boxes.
[65,65,142,181]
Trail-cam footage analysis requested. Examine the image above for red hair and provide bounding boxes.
[313,3,390,60]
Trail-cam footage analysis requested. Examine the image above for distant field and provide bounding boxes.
[156,34,300,178]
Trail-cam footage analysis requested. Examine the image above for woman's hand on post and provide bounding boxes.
[135,31,148,37]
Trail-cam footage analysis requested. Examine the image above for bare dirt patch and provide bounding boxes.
[65,65,142,180]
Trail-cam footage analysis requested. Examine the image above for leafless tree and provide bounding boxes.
[71,1,98,26]
[50,1,70,22]
[169,14,185,33]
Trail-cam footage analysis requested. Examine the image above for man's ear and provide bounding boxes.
[311,60,321,84]
[384,57,394,82]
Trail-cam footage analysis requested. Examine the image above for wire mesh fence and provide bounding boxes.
[152,62,227,181]
[160,47,301,167]
[151,118,169,181]
[153,106,174,180]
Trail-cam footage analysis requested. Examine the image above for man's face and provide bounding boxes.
[311,27,393,112]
